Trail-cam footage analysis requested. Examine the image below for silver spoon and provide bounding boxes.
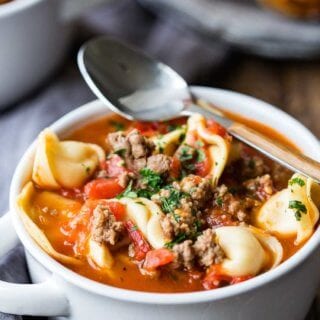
[78,36,320,183]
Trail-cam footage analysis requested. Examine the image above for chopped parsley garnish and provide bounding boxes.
[289,177,305,187]
[135,201,145,206]
[288,200,307,221]
[194,220,202,233]
[160,186,186,214]
[114,148,127,157]
[167,124,182,132]
[195,140,204,147]
[179,133,186,143]
[109,120,125,131]
[196,149,206,163]
[179,145,194,162]
[215,196,223,207]
[164,221,203,249]
[165,233,187,249]
[116,181,137,199]
[137,189,153,199]
[131,225,138,231]
[156,141,165,153]
[179,145,196,172]
[140,168,163,191]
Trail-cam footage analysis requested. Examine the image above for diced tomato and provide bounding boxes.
[170,156,181,179]
[125,220,151,261]
[202,265,231,290]
[84,178,125,199]
[203,265,252,290]
[206,119,228,137]
[60,199,127,255]
[107,201,126,221]
[60,201,94,255]
[194,149,211,177]
[144,248,175,271]
[230,275,253,285]
[132,121,165,137]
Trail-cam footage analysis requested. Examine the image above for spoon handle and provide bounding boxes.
[229,123,320,183]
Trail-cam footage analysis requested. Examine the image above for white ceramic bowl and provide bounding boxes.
[0,87,319,320]
[0,0,69,109]
[0,0,105,109]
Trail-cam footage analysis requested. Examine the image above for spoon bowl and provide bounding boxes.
[77,36,320,184]
[78,37,190,121]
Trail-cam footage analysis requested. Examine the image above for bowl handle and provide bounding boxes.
[0,212,70,317]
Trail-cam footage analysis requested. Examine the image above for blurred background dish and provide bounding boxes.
[259,0,320,18]
[0,0,106,110]
[139,0,320,59]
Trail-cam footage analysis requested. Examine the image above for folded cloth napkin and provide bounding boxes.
[0,0,228,319]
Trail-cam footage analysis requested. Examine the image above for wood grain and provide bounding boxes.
[212,54,320,139]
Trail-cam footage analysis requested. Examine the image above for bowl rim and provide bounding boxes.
[9,86,320,304]
[0,0,44,18]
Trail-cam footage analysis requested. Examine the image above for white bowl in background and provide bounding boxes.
[0,0,106,109]
[0,87,319,320]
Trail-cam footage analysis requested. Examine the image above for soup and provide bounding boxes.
[17,111,319,293]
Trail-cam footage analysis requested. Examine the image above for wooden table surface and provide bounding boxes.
[209,53,320,139]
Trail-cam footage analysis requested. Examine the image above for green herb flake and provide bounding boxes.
[160,186,186,214]
[114,148,127,157]
[173,212,181,222]
[179,145,194,162]
[164,233,187,249]
[135,201,145,206]
[215,196,223,207]
[289,177,305,187]
[131,225,138,231]
[137,189,153,199]
[140,168,163,191]
[109,120,125,131]
[167,124,182,132]
[288,200,307,221]
[179,133,186,143]
[196,149,206,163]
[116,181,137,199]
[195,140,204,148]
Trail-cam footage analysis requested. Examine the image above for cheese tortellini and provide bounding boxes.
[215,226,282,277]
[88,197,168,269]
[187,114,231,185]
[152,126,186,156]
[119,197,168,249]
[32,129,105,189]
[255,174,320,245]
[88,237,114,269]
[17,182,81,266]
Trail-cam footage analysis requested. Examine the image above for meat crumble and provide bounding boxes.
[91,204,124,246]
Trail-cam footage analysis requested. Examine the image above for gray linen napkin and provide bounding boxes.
[0,0,228,318]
